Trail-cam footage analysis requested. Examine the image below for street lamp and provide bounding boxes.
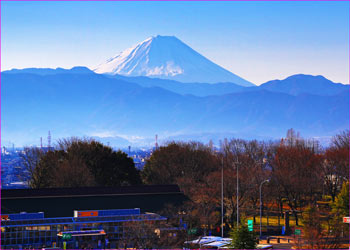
[236,161,239,229]
[260,179,270,239]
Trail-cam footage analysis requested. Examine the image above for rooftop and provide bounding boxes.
[2,184,182,199]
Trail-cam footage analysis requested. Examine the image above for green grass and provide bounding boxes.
[247,215,304,228]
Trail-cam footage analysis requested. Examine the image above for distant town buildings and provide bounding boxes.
[1,149,29,189]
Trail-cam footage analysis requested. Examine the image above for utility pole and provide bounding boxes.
[221,156,224,237]
[260,179,270,238]
[48,131,51,150]
[155,134,159,150]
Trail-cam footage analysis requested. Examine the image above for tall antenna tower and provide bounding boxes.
[155,134,159,150]
[48,131,51,150]
[128,146,131,156]
[40,137,43,150]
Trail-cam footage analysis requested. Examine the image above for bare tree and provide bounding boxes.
[221,139,270,228]
[20,147,47,188]
[122,218,160,248]
[331,130,349,150]
[269,139,323,226]
[322,130,349,201]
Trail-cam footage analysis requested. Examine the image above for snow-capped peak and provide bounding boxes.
[94,35,254,86]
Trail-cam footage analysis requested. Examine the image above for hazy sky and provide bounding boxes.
[1,1,349,85]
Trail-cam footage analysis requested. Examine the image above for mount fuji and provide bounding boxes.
[94,35,254,87]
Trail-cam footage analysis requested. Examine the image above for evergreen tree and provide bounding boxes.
[331,181,349,217]
[23,137,142,188]
[229,225,257,249]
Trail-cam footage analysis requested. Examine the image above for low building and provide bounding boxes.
[1,208,166,249]
[1,184,187,217]
[1,185,188,249]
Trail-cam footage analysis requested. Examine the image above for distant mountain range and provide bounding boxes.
[94,35,253,87]
[1,67,348,147]
[4,67,348,97]
[259,74,348,96]
[4,66,94,76]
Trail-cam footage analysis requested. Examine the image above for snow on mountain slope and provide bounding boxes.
[94,35,254,87]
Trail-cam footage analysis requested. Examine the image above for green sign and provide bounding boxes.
[62,233,72,240]
[295,229,301,235]
[247,220,253,231]
[188,228,198,235]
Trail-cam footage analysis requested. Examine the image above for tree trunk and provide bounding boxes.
[331,193,336,202]
[280,200,283,218]
[293,211,299,226]
[267,208,269,234]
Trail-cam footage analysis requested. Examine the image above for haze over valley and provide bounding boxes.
[2,35,349,148]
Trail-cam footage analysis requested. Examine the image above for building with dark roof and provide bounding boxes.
[1,185,188,249]
[1,185,187,217]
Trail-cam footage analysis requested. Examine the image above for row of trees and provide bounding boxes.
[22,130,348,219]
[142,129,349,242]
[21,130,348,248]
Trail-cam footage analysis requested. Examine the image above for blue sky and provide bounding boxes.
[1,1,349,85]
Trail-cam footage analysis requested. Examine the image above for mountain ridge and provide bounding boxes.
[259,74,348,96]
[3,66,94,75]
[2,72,348,147]
[3,67,347,97]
